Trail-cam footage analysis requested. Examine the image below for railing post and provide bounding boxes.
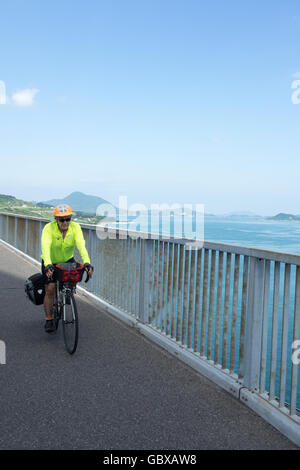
[38,220,42,261]
[14,216,18,248]
[243,256,265,390]
[6,214,9,242]
[25,218,29,254]
[138,238,153,324]
[89,229,96,294]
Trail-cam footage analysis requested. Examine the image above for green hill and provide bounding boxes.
[0,194,43,217]
[0,193,108,224]
[42,191,113,214]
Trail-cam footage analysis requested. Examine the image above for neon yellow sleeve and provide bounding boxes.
[41,224,53,266]
[74,224,90,264]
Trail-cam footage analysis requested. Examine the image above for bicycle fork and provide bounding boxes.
[59,287,75,323]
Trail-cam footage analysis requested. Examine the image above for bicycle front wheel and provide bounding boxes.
[62,292,78,355]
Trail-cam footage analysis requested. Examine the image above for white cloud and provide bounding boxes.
[292,72,300,78]
[0,80,6,104]
[12,88,39,107]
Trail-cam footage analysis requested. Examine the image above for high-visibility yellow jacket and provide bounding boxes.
[41,221,90,266]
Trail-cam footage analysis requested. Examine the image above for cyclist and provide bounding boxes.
[41,204,93,333]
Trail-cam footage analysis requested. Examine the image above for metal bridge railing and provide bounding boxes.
[1,212,299,443]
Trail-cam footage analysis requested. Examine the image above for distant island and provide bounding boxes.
[267,213,300,221]
[207,211,300,221]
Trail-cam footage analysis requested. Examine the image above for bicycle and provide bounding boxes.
[50,262,90,355]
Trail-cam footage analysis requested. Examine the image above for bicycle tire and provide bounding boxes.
[52,286,60,331]
[62,292,78,355]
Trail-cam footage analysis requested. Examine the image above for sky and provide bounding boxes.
[0,0,300,215]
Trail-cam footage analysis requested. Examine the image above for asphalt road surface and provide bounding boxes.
[0,241,297,450]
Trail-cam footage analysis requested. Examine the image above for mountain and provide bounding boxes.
[42,191,113,214]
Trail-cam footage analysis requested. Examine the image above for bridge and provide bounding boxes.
[0,213,299,449]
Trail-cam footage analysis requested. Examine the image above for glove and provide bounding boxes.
[45,264,55,279]
[84,263,93,271]
[45,264,55,273]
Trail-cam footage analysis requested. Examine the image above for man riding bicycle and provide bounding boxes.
[41,204,93,333]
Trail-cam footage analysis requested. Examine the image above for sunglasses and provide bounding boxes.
[57,217,71,223]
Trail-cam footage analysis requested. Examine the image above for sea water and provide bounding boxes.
[110,213,300,253]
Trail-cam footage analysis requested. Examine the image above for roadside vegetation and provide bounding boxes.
[0,194,104,224]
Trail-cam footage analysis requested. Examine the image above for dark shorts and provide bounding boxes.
[41,258,76,284]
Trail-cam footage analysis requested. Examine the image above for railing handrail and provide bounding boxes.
[2,211,300,266]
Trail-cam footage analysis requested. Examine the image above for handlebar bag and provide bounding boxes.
[55,262,84,283]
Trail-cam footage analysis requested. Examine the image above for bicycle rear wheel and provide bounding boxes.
[52,286,60,331]
[62,292,78,354]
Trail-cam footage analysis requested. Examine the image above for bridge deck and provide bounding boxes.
[0,241,297,450]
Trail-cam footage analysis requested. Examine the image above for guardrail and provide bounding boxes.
[0,212,299,445]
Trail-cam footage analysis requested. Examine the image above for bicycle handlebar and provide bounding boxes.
[47,264,91,284]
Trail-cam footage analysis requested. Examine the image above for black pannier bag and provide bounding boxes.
[24,273,46,305]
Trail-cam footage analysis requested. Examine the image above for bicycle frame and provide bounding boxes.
[54,282,76,322]
[49,265,90,354]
